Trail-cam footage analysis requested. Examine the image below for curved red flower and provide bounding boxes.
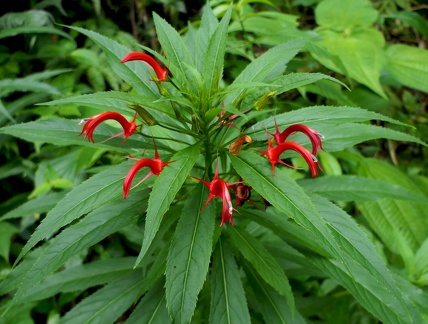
[193,163,238,226]
[272,120,324,154]
[259,134,322,177]
[79,112,138,145]
[121,52,168,81]
[123,140,171,198]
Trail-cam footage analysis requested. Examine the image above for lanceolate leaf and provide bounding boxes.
[209,237,251,324]
[0,119,152,151]
[243,261,305,324]
[226,38,308,104]
[127,278,171,324]
[9,193,148,308]
[61,270,145,324]
[202,5,232,96]
[228,151,336,258]
[23,258,139,303]
[298,175,428,202]
[67,26,160,98]
[136,142,201,267]
[0,79,61,97]
[153,12,195,92]
[247,106,411,139]
[228,225,295,314]
[0,192,65,221]
[312,194,420,323]
[165,183,216,323]
[15,160,143,264]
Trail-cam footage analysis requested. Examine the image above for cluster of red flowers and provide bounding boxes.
[78,52,324,225]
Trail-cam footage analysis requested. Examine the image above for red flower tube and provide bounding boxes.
[123,140,171,198]
[259,135,322,177]
[79,112,138,145]
[121,52,168,81]
[272,120,324,154]
[193,163,238,226]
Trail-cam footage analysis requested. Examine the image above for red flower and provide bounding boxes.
[123,140,171,198]
[272,120,324,154]
[193,163,238,226]
[121,52,168,81]
[259,134,322,177]
[79,112,138,145]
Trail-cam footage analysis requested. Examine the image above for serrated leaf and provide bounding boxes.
[228,151,336,257]
[357,158,428,253]
[312,194,419,323]
[165,183,216,323]
[15,160,141,265]
[60,270,145,324]
[23,258,138,303]
[226,38,308,104]
[0,192,65,221]
[126,278,171,324]
[202,5,231,96]
[7,193,148,309]
[0,118,153,152]
[247,105,411,139]
[228,225,294,314]
[153,13,195,93]
[67,26,159,97]
[298,175,428,202]
[243,261,305,324]
[241,72,347,108]
[136,143,201,267]
[209,237,251,324]
[193,5,220,72]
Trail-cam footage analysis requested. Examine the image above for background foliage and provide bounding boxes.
[0,0,427,323]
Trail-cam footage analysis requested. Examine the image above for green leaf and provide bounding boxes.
[385,44,428,93]
[8,193,148,309]
[0,79,60,97]
[384,11,428,38]
[315,0,378,29]
[312,194,420,323]
[67,26,159,98]
[241,72,348,108]
[153,13,195,92]
[357,158,428,253]
[415,237,428,279]
[226,38,308,104]
[0,222,19,261]
[60,270,145,324]
[228,151,336,258]
[243,260,305,324]
[228,225,295,314]
[0,118,152,151]
[202,5,232,96]
[247,105,411,139]
[165,183,216,323]
[298,175,428,202]
[193,5,219,72]
[42,91,176,118]
[209,237,251,324]
[23,258,138,303]
[127,278,171,324]
[0,192,65,221]
[135,142,201,267]
[0,26,72,40]
[15,160,142,264]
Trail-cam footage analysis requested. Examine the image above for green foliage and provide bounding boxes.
[1,0,428,323]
